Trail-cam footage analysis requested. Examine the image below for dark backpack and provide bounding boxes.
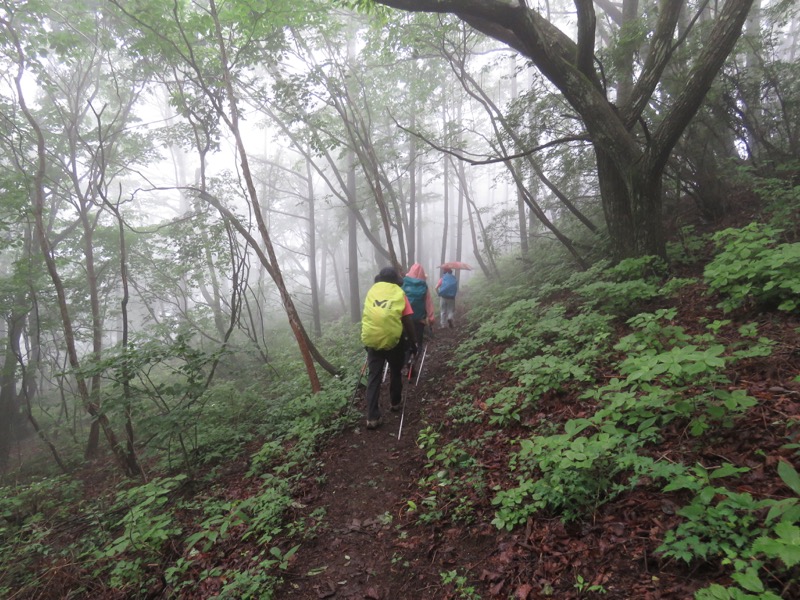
[402,276,427,321]
[438,272,458,298]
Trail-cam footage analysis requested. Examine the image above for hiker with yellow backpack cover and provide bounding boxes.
[360,267,418,430]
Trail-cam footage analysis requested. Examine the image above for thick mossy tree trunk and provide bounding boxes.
[596,149,665,258]
[0,332,19,473]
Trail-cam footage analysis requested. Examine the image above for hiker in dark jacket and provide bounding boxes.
[436,268,458,328]
[361,267,418,429]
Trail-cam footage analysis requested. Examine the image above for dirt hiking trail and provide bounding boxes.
[275,324,466,599]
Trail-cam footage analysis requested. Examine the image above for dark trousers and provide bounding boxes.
[405,320,425,366]
[365,342,405,421]
[413,320,425,346]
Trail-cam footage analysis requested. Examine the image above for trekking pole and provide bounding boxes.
[415,343,428,386]
[382,361,389,383]
[406,350,417,381]
[397,384,407,441]
[350,356,368,404]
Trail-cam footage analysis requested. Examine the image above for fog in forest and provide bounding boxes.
[1,2,799,595]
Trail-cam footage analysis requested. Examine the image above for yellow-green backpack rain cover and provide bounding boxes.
[361,282,405,350]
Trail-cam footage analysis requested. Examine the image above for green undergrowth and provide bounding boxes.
[411,201,800,596]
[0,320,365,599]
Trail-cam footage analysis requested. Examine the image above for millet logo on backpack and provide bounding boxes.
[374,299,388,307]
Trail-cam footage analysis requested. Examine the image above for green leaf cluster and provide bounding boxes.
[410,427,486,526]
[492,422,651,527]
[663,461,800,600]
[95,475,187,590]
[704,223,800,312]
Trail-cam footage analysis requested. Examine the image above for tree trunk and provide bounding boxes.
[194,190,340,378]
[596,148,665,258]
[457,158,466,262]
[209,0,322,391]
[440,103,450,266]
[347,149,361,323]
[416,158,424,264]
[100,189,144,478]
[464,184,492,279]
[78,207,105,458]
[0,314,23,472]
[306,154,322,338]
[408,111,417,264]
[509,55,529,255]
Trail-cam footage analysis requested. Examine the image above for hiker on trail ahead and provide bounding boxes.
[361,267,418,430]
[436,267,458,328]
[402,263,435,348]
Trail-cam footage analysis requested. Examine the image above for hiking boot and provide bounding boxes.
[448,318,454,328]
[390,401,402,412]
[366,418,381,430]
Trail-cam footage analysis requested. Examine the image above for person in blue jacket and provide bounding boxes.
[436,268,458,328]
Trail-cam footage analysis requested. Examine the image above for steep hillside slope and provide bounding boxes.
[273,200,800,599]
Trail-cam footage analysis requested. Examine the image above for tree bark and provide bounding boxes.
[306,155,323,339]
[408,111,418,264]
[441,125,450,266]
[347,150,362,323]
[0,312,24,472]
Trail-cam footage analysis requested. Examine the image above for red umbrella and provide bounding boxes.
[439,261,473,270]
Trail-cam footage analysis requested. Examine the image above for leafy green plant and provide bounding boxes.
[96,475,187,589]
[748,164,800,230]
[493,421,657,526]
[618,343,727,386]
[445,399,484,425]
[621,308,688,347]
[0,476,84,595]
[514,354,592,395]
[240,477,294,545]
[184,499,248,552]
[657,464,761,565]
[667,225,707,265]
[674,461,800,600]
[576,279,660,314]
[695,580,781,600]
[215,546,298,599]
[485,386,524,426]
[503,304,613,361]
[606,255,668,281]
[704,223,800,312]
[587,383,679,443]
[440,568,481,600]
[412,427,485,525]
[574,573,607,595]
[659,277,696,297]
